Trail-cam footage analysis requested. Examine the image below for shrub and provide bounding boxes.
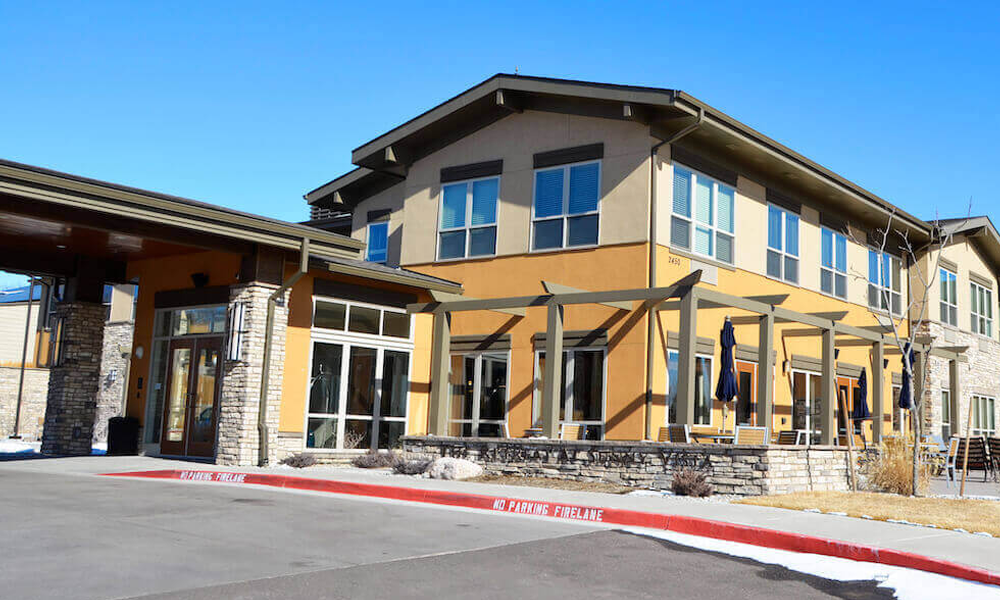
[671,468,713,497]
[393,458,433,475]
[352,451,398,469]
[863,435,930,496]
[281,453,317,469]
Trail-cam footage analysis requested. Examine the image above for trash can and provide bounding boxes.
[107,416,140,456]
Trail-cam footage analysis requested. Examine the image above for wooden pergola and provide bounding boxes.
[407,271,967,443]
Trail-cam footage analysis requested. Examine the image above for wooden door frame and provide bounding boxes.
[159,338,197,457]
[185,337,223,458]
[734,360,757,427]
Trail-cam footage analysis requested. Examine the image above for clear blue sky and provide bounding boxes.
[1,1,998,288]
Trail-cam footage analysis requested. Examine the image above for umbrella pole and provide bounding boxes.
[839,389,857,492]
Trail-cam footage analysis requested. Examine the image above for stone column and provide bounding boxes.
[216,283,288,466]
[41,302,107,455]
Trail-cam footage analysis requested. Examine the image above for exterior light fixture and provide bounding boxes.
[227,302,246,362]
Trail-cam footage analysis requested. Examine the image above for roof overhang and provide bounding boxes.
[940,216,1000,277]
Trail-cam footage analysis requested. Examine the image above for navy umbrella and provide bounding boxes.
[852,368,871,421]
[899,343,915,410]
[716,318,739,430]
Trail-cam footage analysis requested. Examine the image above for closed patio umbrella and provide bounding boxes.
[852,368,871,421]
[715,318,739,433]
[899,343,915,410]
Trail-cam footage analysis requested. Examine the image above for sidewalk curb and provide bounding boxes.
[102,469,1000,587]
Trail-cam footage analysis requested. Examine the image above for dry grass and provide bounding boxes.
[738,491,1000,536]
[467,474,633,494]
[864,436,930,495]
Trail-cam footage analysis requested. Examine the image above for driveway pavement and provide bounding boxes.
[0,463,891,599]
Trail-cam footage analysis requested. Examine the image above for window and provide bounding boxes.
[670,165,735,264]
[941,390,951,440]
[533,348,605,439]
[821,228,848,298]
[971,281,993,337]
[532,161,600,250]
[313,299,411,339]
[939,268,958,326]
[438,177,499,260]
[792,371,825,444]
[666,351,714,426]
[972,395,996,436]
[766,205,799,283]
[448,353,508,437]
[366,222,388,263]
[868,249,902,314]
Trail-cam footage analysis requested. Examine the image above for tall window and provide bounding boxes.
[941,389,951,439]
[533,348,605,439]
[821,228,848,298]
[766,205,799,283]
[971,281,993,337]
[666,350,713,426]
[939,268,958,326]
[449,353,508,437]
[366,222,388,263]
[438,177,499,260]
[670,165,735,264]
[532,161,600,250]
[792,371,824,444]
[972,395,996,436]
[868,249,902,314]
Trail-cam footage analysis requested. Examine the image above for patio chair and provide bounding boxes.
[665,424,692,443]
[989,438,1000,480]
[837,433,866,450]
[955,436,990,483]
[776,430,802,445]
[560,424,583,440]
[944,437,960,485]
[734,426,769,445]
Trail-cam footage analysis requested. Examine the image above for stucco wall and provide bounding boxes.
[350,183,406,266]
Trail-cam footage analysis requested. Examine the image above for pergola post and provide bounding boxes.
[820,327,836,445]
[872,341,884,443]
[675,288,698,429]
[541,301,564,439]
[428,310,451,436]
[949,359,961,436]
[756,313,774,431]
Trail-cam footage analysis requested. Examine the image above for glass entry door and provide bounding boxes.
[448,353,508,437]
[735,360,756,426]
[159,337,222,457]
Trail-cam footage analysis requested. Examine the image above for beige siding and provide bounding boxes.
[922,235,999,337]
[0,303,38,364]
[351,182,406,266]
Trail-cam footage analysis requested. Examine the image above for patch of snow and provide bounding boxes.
[0,439,36,453]
[975,532,993,537]
[627,490,666,497]
[860,514,873,520]
[804,508,822,513]
[623,527,1000,600]
[828,511,847,516]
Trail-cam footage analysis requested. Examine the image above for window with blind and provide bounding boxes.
[972,395,996,436]
[532,161,600,250]
[821,228,848,298]
[971,281,993,337]
[670,165,735,264]
[868,249,902,314]
[438,176,499,260]
[766,205,799,283]
[939,268,957,326]
[941,389,951,439]
[366,222,388,263]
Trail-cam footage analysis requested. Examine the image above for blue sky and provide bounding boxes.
[1,1,998,288]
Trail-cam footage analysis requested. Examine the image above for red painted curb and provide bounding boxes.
[102,469,1000,587]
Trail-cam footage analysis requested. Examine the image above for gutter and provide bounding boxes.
[258,238,310,466]
[645,108,703,440]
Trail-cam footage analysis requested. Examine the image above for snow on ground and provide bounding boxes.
[0,440,106,455]
[623,526,1000,599]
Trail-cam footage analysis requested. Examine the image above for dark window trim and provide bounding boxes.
[154,286,230,309]
[313,278,416,309]
[670,146,738,187]
[367,209,391,223]
[767,189,801,214]
[533,143,604,169]
[532,328,608,348]
[451,334,512,353]
[820,213,848,234]
[440,160,503,183]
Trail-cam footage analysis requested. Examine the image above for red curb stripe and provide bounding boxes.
[101,469,1000,587]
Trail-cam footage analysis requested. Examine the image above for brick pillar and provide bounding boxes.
[40,302,106,455]
[216,283,288,466]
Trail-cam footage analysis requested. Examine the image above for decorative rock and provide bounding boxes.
[428,457,484,480]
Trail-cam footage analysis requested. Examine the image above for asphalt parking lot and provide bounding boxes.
[0,465,891,599]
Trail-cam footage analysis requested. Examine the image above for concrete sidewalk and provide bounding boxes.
[3,454,999,574]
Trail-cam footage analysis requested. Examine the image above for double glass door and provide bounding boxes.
[449,353,508,437]
[308,342,409,450]
[160,337,222,457]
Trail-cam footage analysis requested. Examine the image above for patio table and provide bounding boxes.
[693,433,735,444]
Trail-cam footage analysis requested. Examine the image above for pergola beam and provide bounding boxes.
[429,290,526,317]
[542,281,631,311]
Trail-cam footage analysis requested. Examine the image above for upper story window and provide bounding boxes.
[821,228,848,298]
[971,280,993,337]
[939,268,957,326]
[366,222,388,263]
[766,205,799,284]
[532,161,600,250]
[670,165,734,264]
[868,249,902,315]
[438,177,499,260]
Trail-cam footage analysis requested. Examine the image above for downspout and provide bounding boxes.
[644,107,704,440]
[258,238,310,466]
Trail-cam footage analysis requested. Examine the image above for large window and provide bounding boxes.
[670,165,735,264]
[792,371,824,444]
[666,350,713,426]
[941,389,952,440]
[533,348,605,439]
[972,395,996,436]
[532,161,600,250]
[366,222,388,263]
[448,353,508,437]
[868,249,902,315]
[939,268,958,326]
[821,228,848,298]
[438,177,499,260]
[766,205,799,283]
[971,281,993,337]
[313,299,411,339]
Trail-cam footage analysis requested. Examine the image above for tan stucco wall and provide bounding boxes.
[918,234,999,335]
[350,182,406,266]
[399,110,654,265]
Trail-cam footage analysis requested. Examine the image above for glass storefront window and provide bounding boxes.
[314,301,346,330]
[534,348,604,439]
[450,353,508,437]
[382,311,411,338]
[666,351,712,426]
[164,306,227,337]
[348,306,380,335]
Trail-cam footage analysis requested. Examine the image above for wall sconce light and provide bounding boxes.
[782,360,790,374]
[191,272,209,288]
[834,349,840,360]
[883,359,889,369]
[226,302,246,362]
